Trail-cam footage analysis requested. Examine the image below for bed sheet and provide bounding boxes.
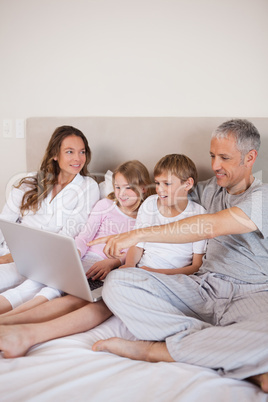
[0,316,267,402]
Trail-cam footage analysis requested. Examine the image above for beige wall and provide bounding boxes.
[1,0,268,208]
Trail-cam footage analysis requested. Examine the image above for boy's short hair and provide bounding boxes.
[154,154,198,185]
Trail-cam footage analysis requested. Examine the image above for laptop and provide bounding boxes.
[0,218,103,302]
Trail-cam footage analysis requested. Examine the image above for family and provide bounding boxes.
[0,119,268,393]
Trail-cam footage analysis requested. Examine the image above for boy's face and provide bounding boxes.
[154,172,188,211]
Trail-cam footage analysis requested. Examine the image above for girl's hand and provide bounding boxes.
[86,259,119,281]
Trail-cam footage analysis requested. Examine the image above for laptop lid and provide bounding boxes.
[0,218,102,302]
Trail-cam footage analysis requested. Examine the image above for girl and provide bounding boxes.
[0,125,100,313]
[0,160,153,344]
[77,160,153,282]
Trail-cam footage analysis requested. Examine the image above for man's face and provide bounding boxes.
[210,135,249,194]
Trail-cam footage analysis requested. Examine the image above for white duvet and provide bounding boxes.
[0,316,267,402]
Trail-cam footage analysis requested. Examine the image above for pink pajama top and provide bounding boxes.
[75,198,136,260]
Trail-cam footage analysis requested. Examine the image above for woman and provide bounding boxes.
[0,125,100,312]
[0,159,154,357]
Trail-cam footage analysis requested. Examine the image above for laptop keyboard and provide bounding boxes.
[87,278,103,291]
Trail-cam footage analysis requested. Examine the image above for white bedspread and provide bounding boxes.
[0,316,267,401]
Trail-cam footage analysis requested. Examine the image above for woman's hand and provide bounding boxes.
[0,253,13,264]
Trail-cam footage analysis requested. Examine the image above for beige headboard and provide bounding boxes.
[26,117,268,183]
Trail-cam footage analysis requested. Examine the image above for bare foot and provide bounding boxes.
[92,337,174,362]
[249,373,268,393]
[0,325,33,358]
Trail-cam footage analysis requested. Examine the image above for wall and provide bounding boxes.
[1,0,268,208]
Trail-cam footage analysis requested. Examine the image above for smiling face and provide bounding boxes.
[154,171,190,216]
[54,135,86,182]
[210,135,255,194]
[113,172,141,213]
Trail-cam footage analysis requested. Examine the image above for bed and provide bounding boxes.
[1,117,268,402]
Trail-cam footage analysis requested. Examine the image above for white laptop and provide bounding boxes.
[0,218,103,302]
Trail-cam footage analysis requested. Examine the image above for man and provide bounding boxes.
[90,119,268,392]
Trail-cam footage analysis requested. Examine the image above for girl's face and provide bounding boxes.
[54,135,86,181]
[114,173,141,211]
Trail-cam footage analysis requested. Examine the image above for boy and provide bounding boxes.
[121,154,207,275]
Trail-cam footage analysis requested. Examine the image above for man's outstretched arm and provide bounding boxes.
[88,207,257,259]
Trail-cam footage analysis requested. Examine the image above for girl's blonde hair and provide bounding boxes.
[154,154,198,188]
[107,160,154,211]
[16,126,91,215]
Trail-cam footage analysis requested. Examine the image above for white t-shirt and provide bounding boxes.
[135,194,207,269]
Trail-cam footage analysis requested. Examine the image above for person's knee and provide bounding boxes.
[102,269,120,302]
[102,268,136,309]
[35,286,63,300]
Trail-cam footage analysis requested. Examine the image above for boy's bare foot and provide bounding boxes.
[0,325,33,358]
[92,337,174,362]
[249,373,268,393]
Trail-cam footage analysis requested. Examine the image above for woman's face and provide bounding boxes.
[55,135,86,181]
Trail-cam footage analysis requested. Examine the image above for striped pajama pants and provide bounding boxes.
[102,268,268,379]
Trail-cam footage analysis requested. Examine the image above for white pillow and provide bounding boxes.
[99,170,114,199]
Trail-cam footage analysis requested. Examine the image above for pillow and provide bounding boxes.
[99,170,114,199]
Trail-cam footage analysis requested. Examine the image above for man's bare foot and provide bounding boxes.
[249,373,268,393]
[0,325,33,358]
[92,337,174,362]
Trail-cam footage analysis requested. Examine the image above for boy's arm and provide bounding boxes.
[120,246,144,268]
[140,253,204,275]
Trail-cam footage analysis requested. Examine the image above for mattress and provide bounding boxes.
[0,316,266,401]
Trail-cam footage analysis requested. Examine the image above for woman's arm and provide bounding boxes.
[0,253,14,264]
[0,185,24,248]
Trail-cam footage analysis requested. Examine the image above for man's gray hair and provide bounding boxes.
[212,119,261,158]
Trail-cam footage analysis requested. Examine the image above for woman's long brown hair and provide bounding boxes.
[16,126,91,215]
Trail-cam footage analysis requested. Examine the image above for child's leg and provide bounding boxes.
[0,300,112,358]
[0,294,88,325]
